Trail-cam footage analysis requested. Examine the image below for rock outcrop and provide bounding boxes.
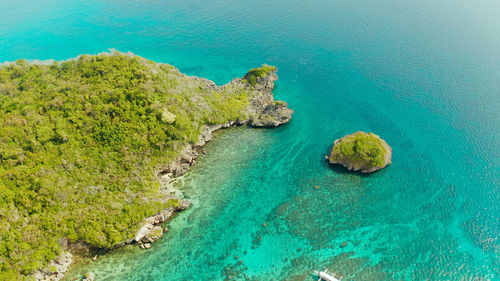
[134,200,191,247]
[33,251,73,281]
[158,65,293,182]
[242,67,294,127]
[141,67,293,252]
[249,100,293,127]
[328,131,392,173]
[42,65,292,280]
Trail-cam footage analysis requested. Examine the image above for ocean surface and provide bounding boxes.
[1,0,499,280]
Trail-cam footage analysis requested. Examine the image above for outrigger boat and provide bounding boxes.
[313,269,343,281]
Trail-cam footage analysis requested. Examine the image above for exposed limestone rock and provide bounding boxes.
[178,200,192,210]
[242,68,294,127]
[33,251,73,281]
[159,66,293,184]
[144,226,164,243]
[51,65,291,280]
[134,200,191,246]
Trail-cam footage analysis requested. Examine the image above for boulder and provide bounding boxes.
[145,226,164,242]
[134,221,154,242]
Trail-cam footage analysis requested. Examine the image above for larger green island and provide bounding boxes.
[0,51,293,280]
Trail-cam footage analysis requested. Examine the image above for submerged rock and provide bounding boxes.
[328,131,392,173]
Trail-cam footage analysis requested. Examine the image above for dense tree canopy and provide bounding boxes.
[0,52,250,279]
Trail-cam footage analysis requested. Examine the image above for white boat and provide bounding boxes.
[313,269,343,281]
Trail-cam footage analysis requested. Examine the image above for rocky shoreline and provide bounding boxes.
[34,66,293,281]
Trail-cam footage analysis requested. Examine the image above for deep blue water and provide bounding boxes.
[1,0,499,280]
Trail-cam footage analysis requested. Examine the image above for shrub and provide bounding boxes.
[332,132,387,167]
[244,64,276,85]
[0,52,251,279]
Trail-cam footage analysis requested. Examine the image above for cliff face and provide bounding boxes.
[189,65,293,128]
[242,67,294,127]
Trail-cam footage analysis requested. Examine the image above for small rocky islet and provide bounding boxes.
[328,131,392,173]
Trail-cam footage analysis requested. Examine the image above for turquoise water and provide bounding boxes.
[2,0,500,280]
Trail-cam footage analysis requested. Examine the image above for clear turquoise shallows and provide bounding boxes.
[1,0,499,280]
